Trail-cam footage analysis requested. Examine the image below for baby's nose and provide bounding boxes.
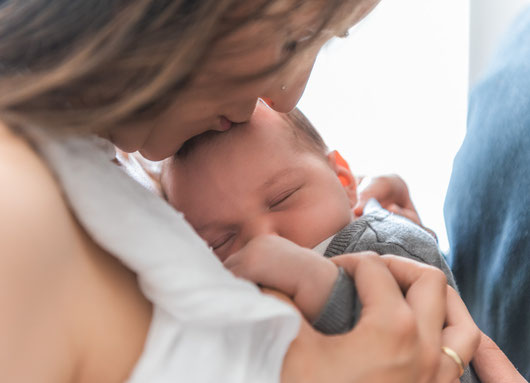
[243,219,279,244]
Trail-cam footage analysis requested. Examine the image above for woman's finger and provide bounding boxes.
[330,253,408,318]
[434,287,481,383]
[353,175,417,219]
[378,255,446,294]
[353,176,387,216]
[379,255,447,366]
[331,253,441,382]
[378,256,480,383]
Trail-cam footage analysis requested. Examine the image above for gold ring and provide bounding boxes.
[441,346,465,377]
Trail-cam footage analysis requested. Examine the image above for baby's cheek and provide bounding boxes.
[278,204,349,249]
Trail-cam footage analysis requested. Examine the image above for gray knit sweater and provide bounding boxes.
[311,207,479,383]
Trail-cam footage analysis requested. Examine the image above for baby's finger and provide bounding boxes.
[223,251,256,281]
[222,251,240,271]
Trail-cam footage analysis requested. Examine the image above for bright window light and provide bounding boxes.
[299,0,469,252]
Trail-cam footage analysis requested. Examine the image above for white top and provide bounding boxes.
[23,127,300,383]
[312,236,335,256]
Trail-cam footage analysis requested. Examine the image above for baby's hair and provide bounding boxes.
[174,107,328,160]
[279,107,328,156]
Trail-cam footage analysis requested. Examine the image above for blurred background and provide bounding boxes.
[299,0,530,252]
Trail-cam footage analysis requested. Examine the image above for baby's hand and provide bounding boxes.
[223,235,339,321]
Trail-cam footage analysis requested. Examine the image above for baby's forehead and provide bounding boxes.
[178,115,295,160]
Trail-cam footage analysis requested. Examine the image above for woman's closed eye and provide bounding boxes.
[283,28,315,53]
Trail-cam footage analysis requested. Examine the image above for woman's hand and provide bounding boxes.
[280,253,480,383]
[354,175,438,240]
[354,174,421,224]
[472,331,527,383]
[334,253,479,383]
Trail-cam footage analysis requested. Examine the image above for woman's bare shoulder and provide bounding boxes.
[0,123,152,382]
[0,123,85,381]
[0,123,80,267]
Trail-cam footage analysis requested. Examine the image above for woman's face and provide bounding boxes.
[107,1,379,161]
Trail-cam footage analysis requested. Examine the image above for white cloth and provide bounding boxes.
[312,235,334,256]
[22,127,300,383]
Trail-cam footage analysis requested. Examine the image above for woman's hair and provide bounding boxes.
[0,0,366,133]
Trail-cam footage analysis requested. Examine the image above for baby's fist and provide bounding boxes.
[223,235,339,321]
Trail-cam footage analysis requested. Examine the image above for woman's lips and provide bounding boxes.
[219,116,234,131]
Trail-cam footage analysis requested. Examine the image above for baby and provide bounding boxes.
[160,102,479,382]
[160,100,459,330]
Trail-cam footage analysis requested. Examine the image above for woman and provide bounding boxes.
[0,1,478,382]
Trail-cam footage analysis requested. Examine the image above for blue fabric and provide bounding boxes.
[444,8,530,379]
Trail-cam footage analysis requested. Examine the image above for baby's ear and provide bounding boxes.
[327,150,358,208]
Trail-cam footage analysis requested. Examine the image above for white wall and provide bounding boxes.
[298,0,469,252]
[469,0,530,87]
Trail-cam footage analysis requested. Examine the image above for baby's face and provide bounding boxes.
[163,104,356,260]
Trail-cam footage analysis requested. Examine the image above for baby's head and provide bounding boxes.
[162,102,358,260]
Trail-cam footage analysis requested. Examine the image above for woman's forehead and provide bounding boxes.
[189,0,379,87]
[208,0,375,64]
[199,5,326,80]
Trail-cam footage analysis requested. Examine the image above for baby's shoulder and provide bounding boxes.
[362,209,437,250]
[352,208,442,267]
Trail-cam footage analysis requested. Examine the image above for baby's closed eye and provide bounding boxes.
[210,232,236,251]
[268,186,302,210]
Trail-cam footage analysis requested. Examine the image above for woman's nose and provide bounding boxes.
[261,82,305,113]
[262,59,316,113]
